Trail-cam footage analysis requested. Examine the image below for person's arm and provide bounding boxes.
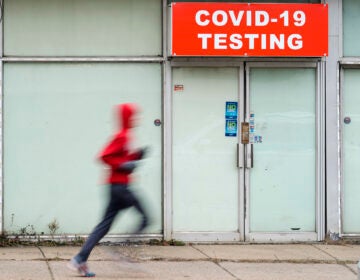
[127,147,148,161]
[99,136,128,168]
[117,147,148,172]
[99,135,147,169]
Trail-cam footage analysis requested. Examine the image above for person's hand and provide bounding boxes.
[118,161,137,172]
[139,147,149,159]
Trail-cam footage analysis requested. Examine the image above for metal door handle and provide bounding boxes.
[237,143,244,168]
[246,144,254,169]
[250,144,254,168]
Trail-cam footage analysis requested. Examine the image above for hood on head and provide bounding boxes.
[117,103,138,129]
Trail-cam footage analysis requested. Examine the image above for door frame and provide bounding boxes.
[339,63,360,238]
[168,61,245,242]
[165,59,325,242]
[244,62,326,242]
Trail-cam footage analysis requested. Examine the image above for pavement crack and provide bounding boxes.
[311,244,337,261]
[216,262,242,280]
[191,246,240,280]
[36,246,55,280]
[340,263,357,276]
[274,254,280,261]
[311,244,357,276]
[191,246,211,259]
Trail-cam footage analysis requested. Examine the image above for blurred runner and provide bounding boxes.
[68,103,149,277]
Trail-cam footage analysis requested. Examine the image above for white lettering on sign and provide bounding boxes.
[194,9,306,51]
[195,10,210,26]
[195,9,306,27]
[288,34,303,50]
[214,34,227,49]
[255,11,269,26]
[198,33,303,50]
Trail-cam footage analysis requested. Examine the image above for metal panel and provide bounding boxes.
[163,60,172,241]
[3,57,165,63]
[0,60,2,234]
[247,232,318,243]
[325,0,341,240]
[172,232,241,243]
[0,0,3,234]
[238,63,245,241]
[317,60,326,241]
[163,0,172,241]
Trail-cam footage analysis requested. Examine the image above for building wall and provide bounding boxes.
[1,0,358,242]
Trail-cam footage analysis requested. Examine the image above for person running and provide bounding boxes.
[68,103,149,277]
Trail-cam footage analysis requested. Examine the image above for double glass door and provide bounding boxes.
[172,62,323,242]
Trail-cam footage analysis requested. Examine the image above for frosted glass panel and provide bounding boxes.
[4,0,162,56]
[173,68,239,232]
[249,68,316,232]
[4,63,162,235]
[342,69,360,233]
[343,0,360,56]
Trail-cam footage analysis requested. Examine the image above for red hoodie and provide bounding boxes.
[99,103,143,184]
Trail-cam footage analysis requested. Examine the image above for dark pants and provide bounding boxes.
[76,184,148,262]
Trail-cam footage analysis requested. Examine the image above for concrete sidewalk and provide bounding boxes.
[0,243,360,279]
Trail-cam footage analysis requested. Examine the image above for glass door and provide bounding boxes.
[172,66,243,242]
[341,68,360,234]
[171,62,324,242]
[245,62,320,242]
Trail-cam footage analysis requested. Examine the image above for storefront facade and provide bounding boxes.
[0,0,357,243]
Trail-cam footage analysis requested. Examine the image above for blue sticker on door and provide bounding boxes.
[225,119,238,137]
[225,102,238,137]
[225,102,238,119]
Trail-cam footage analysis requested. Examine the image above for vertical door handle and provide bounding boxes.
[237,143,244,168]
[250,144,254,168]
[246,144,254,169]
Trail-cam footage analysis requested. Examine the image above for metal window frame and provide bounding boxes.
[167,58,325,243]
[169,61,244,243]
[0,0,3,235]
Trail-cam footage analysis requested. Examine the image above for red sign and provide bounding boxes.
[171,3,328,57]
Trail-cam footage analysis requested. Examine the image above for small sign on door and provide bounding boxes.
[225,119,238,137]
[225,102,238,119]
[174,84,184,92]
[225,101,238,137]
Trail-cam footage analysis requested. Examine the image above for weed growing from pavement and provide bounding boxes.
[48,219,60,236]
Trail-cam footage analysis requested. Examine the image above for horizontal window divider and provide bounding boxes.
[1,56,166,63]
[339,57,360,67]
[339,233,360,238]
[169,56,322,64]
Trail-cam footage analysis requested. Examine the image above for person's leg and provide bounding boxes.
[76,184,128,262]
[76,207,118,262]
[124,188,149,233]
[69,184,126,276]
